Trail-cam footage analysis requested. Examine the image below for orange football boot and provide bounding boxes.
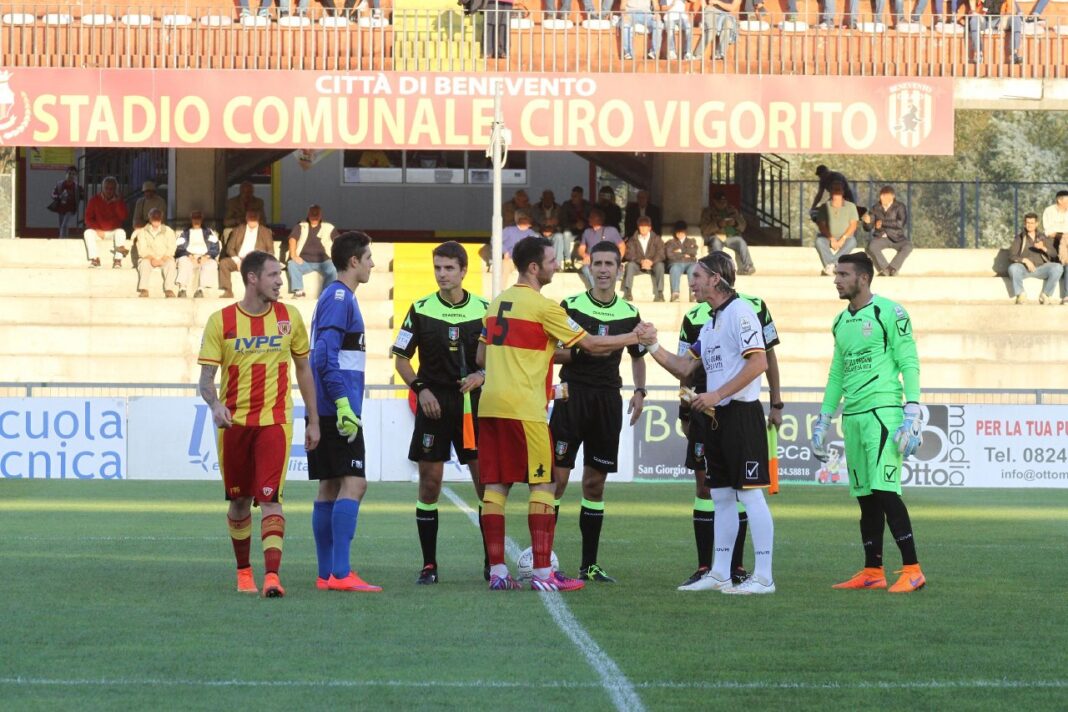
[262,572,286,598]
[832,567,887,590]
[328,571,382,592]
[236,567,258,594]
[888,564,926,593]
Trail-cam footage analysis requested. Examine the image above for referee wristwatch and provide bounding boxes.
[634,388,648,397]
[770,402,785,410]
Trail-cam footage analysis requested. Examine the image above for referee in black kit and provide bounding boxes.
[392,241,490,584]
[550,240,648,583]
[638,252,777,595]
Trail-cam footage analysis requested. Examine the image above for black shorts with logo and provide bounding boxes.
[308,416,367,480]
[703,400,770,490]
[685,409,710,472]
[549,385,623,473]
[408,387,480,465]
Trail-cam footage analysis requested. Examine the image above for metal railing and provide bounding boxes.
[790,179,1068,247]
[0,5,1065,77]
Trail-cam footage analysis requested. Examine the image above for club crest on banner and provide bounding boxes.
[0,71,31,143]
[887,82,934,149]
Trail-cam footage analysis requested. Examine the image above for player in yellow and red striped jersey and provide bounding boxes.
[475,235,649,592]
[198,250,320,598]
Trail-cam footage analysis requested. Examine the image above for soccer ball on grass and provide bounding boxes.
[515,546,560,581]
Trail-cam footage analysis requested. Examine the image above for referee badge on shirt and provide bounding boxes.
[448,326,460,342]
[555,441,568,456]
[277,320,291,336]
[422,434,434,449]
[862,321,873,338]
[694,443,705,458]
[597,325,608,336]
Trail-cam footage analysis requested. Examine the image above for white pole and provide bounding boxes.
[488,84,508,298]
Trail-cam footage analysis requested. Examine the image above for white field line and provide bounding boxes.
[1,677,1065,691]
[441,486,647,712]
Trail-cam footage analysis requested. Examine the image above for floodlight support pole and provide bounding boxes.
[487,86,508,298]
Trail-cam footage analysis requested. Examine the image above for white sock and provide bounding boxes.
[738,488,774,582]
[490,563,509,579]
[710,487,738,580]
[533,567,551,580]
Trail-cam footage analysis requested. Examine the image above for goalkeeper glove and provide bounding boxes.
[894,403,923,458]
[811,413,833,463]
[334,397,362,443]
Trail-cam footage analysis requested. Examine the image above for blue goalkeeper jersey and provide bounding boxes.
[311,281,366,417]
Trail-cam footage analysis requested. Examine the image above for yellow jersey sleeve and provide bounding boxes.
[289,307,310,358]
[198,312,224,366]
[540,299,586,348]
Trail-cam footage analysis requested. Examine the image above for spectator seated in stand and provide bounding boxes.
[665,219,700,302]
[132,181,167,229]
[223,181,266,240]
[175,210,220,298]
[286,205,340,298]
[533,189,569,269]
[862,185,912,276]
[700,190,756,275]
[502,188,531,229]
[814,181,859,276]
[132,208,178,298]
[624,188,663,237]
[1040,189,1068,304]
[561,185,592,266]
[82,176,128,269]
[620,0,663,59]
[1008,212,1062,304]
[622,216,667,301]
[220,209,275,298]
[578,207,624,290]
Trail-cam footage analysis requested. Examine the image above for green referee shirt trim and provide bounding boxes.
[416,500,438,511]
[554,499,561,508]
[580,498,605,511]
[693,497,715,512]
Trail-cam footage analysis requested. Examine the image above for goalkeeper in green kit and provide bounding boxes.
[811,253,926,593]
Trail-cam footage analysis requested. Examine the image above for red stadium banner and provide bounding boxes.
[0,68,953,154]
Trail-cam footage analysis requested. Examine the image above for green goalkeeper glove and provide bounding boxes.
[334,397,362,443]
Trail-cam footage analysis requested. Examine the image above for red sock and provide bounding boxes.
[482,512,505,566]
[227,515,252,569]
[529,503,556,570]
[261,514,285,574]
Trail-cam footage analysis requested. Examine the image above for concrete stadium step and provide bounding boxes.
[746,247,999,277]
[0,295,394,327]
[0,238,396,272]
[0,266,395,300]
[538,272,1024,303]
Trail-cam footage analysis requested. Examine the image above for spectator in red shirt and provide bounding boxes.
[82,176,129,269]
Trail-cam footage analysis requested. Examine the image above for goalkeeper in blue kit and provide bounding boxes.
[811,252,926,593]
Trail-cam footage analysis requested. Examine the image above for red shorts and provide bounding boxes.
[478,417,553,485]
[218,423,292,504]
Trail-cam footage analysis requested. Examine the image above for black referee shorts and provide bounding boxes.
[685,409,710,472]
[703,400,770,490]
[307,416,366,480]
[549,385,623,473]
[408,387,480,465]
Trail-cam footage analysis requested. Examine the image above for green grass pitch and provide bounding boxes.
[1,481,1066,711]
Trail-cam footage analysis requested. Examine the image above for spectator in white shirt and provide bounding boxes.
[175,211,221,298]
[1041,190,1068,303]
